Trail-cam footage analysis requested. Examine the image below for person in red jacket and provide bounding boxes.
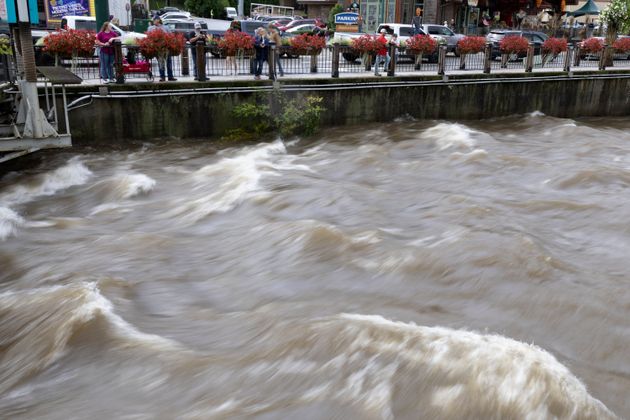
[374,29,390,76]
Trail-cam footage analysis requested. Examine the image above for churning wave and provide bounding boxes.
[0,207,24,241]
[0,158,92,207]
[421,123,479,151]
[0,282,182,396]
[88,172,156,215]
[163,141,311,224]
[0,158,92,240]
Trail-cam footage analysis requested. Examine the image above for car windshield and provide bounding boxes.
[76,21,97,31]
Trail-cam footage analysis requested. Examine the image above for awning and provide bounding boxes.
[566,0,599,16]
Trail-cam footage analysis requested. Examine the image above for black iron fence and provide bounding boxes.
[27,41,630,84]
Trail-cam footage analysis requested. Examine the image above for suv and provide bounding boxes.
[163,19,209,36]
[421,24,465,56]
[377,23,444,63]
[486,29,548,60]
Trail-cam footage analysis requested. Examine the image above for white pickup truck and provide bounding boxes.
[334,23,445,63]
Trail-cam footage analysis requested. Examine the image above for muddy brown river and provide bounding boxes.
[1,114,629,419]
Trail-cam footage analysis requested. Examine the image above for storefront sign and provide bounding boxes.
[335,12,359,25]
[46,0,90,22]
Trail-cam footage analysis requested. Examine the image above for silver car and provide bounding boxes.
[421,24,465,56]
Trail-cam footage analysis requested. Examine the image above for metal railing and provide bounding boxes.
[28,41,630,84]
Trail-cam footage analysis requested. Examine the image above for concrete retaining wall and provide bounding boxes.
[66,73,630,144]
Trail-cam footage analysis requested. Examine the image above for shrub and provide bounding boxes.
[456,36,486,54]
[542,37,568,55]
[0,37,12,55]
[580,37,604,53]
[613,37,630,52]
[227,93,324,140]
[217,31,254,56]
[138,30,185,59]
[352,35,381,54]
[43,29,95,58]
[499,35,529,54]
[289,33,326,55]
[405,35,437,55]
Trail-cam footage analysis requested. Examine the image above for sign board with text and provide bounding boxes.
[45,0,91,23]
[335,12,359,33]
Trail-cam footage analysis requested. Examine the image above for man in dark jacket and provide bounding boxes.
[254,27,269,80]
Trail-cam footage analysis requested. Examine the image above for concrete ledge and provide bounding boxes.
[66,72,630,144]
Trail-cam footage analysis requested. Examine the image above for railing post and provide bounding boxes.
[310,53,317,73]
[331,43,340,78]
[387,43,396,76]
[573,46,581,67]
[564,45,572,72]
[437,45,447,75]
[525,42,534,72]
[268,44,276,80]
[196,41,206,82]
[598,45,607,71]
[364,53,372,72]
[113,40,124,84]
[181,45,190,76]
[483,42,492,73]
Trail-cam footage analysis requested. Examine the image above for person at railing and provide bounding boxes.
[147,17,177,82]
[267,25,284,77]
[188,23,209,80]
[95,21,119,84]
[225,21,241,75]
[374,29,390,77]
[254,27,269,80]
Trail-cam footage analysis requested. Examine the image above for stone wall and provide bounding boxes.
[66,73,630,144]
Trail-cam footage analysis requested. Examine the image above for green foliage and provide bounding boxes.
[601,0,630,33]
[184,0,229,19]
[328,4,344,31]
[226,92,324,140]
[0,37,12,56]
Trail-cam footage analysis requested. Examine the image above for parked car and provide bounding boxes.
[377,23,444,63]
[286,24,320,34]
[233,20,268,36]
[163,19,209,36]
[225,7,238,20]
[486,29,548,60]
[421,24,465,56]
[278,19,324,32]
[160,11,192,20]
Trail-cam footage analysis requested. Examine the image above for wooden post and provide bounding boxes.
[113,40,124,84]
[525,43,534,72]
[268,44,276,80]
[501,53,508,69]
[181,45,189,76]
[437,45,446,75]
[573,46,581,67]
[387,43,396,76]
[310,53,317,73]
[331,43,340,78]
[598,45,607,71]
[196,41,206,82]
[564,45,572,72]
[483,42,492,74]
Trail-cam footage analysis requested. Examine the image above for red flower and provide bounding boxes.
[542,37,568,55]
[613,37,630,53]
[352,35,381,54]
[43,29,95,57]
[218,31,255,55]
[499,36,529,54]
[456,36,485,54]
[405,35,437,55]
[580,37,604,53]
[289,33,326,54]
[138,30,185,59]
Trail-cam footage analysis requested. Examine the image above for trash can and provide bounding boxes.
[134,19,151,33]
